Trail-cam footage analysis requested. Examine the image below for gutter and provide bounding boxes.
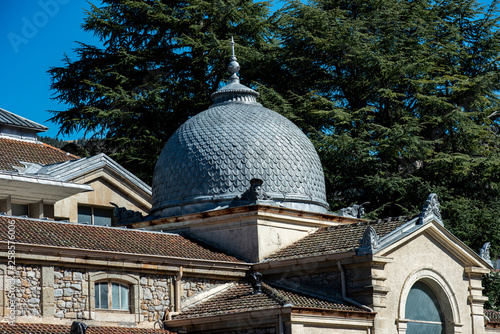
[167,266,183,320]
[337,260,374,312]
[254,251,356,272]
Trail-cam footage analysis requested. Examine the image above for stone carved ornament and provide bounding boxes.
[337,202,369,219]
[110,202,144,225]
[419,193,442,224]
[250,272,263,294]
[239,178,272,201]
[357,225,379,256]
[480,242,493,267]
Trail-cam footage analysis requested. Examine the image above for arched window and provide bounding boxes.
[405,281,445,334]
[95,282,129,311]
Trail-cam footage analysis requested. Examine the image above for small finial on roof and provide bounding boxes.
[228,36,240,82]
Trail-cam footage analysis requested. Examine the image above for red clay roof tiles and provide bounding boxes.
[265,216,414,261]
[0,137,78,171]
[0,217,243,263]
[0,323,172,334]
[173,282,367,320]
[486,309,500,323]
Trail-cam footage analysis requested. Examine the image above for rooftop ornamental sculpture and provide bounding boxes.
[357,225,379,256]
[337,202,369,219]
[250,272,263,294]
[419,193,443,225]
[480,242,493,267]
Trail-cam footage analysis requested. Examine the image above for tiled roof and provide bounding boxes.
[0,137,78,171]
[173,282,367,320]
[0,107,48,131]
[0,323,172,334]
[486,309,500,323]
[0,217,242,263]
[265,216,414,261]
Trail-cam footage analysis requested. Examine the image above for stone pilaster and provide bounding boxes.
[41,266,54,317]
[465,266,490,334]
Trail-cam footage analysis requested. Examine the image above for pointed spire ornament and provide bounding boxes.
[228,36,241,82]
[210,37,259,105]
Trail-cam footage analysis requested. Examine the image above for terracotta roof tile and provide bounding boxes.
[486,309,500,323]
[0,323,172,334]
[0,217,243,263]
[0,137,78,171]
[173,282,367,320]
[265,216,415,261]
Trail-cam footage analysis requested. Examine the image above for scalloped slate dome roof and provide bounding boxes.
[151,50,328,217]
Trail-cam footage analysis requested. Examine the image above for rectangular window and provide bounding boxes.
[78,206,113,226]
[11,203,28,216]
[95,282,109,309]
[95,282,129,311]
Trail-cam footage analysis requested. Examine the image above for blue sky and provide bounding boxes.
[1,0,102,139]
[0,0,494,140]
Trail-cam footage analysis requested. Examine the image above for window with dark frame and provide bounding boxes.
[78,205,113,226]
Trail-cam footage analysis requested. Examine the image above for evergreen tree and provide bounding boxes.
[267,0,500,253]
[49,0,500,255]
[49,0,273,183]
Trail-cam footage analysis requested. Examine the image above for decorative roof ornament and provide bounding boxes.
[228,36,241,83]
[480,242,494,267]
[357,225,379,256]
[418,193,443,225]
[336,202,369,219]
[210,37,259,105]
[111,202,144,225]
[229,179,277,208]
[250,272,263,294]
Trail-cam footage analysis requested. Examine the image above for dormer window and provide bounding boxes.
[78,205,113,226]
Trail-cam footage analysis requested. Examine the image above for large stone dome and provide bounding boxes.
[151,48,328,217]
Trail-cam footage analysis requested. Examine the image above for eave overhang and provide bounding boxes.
[133,204,364,230]
[0,241,250,276]
[165,306,375,329]
[0,171,92,203]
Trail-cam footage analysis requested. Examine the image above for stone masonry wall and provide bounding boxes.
[181,277,227,301]
[140,275,229,322]
[53,267,88,320]
[7,264,41,317]
[140,275,172,322]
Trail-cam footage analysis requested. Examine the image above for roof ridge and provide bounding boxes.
[41,142,80,159]
[324,214,418,231]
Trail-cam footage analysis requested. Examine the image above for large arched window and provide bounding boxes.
[405,281,444,334]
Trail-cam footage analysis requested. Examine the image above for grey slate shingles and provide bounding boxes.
[0,107,48,131]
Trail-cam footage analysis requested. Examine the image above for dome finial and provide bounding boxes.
[228,36,240,82]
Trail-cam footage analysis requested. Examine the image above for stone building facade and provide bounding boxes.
[0,51,499,334]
